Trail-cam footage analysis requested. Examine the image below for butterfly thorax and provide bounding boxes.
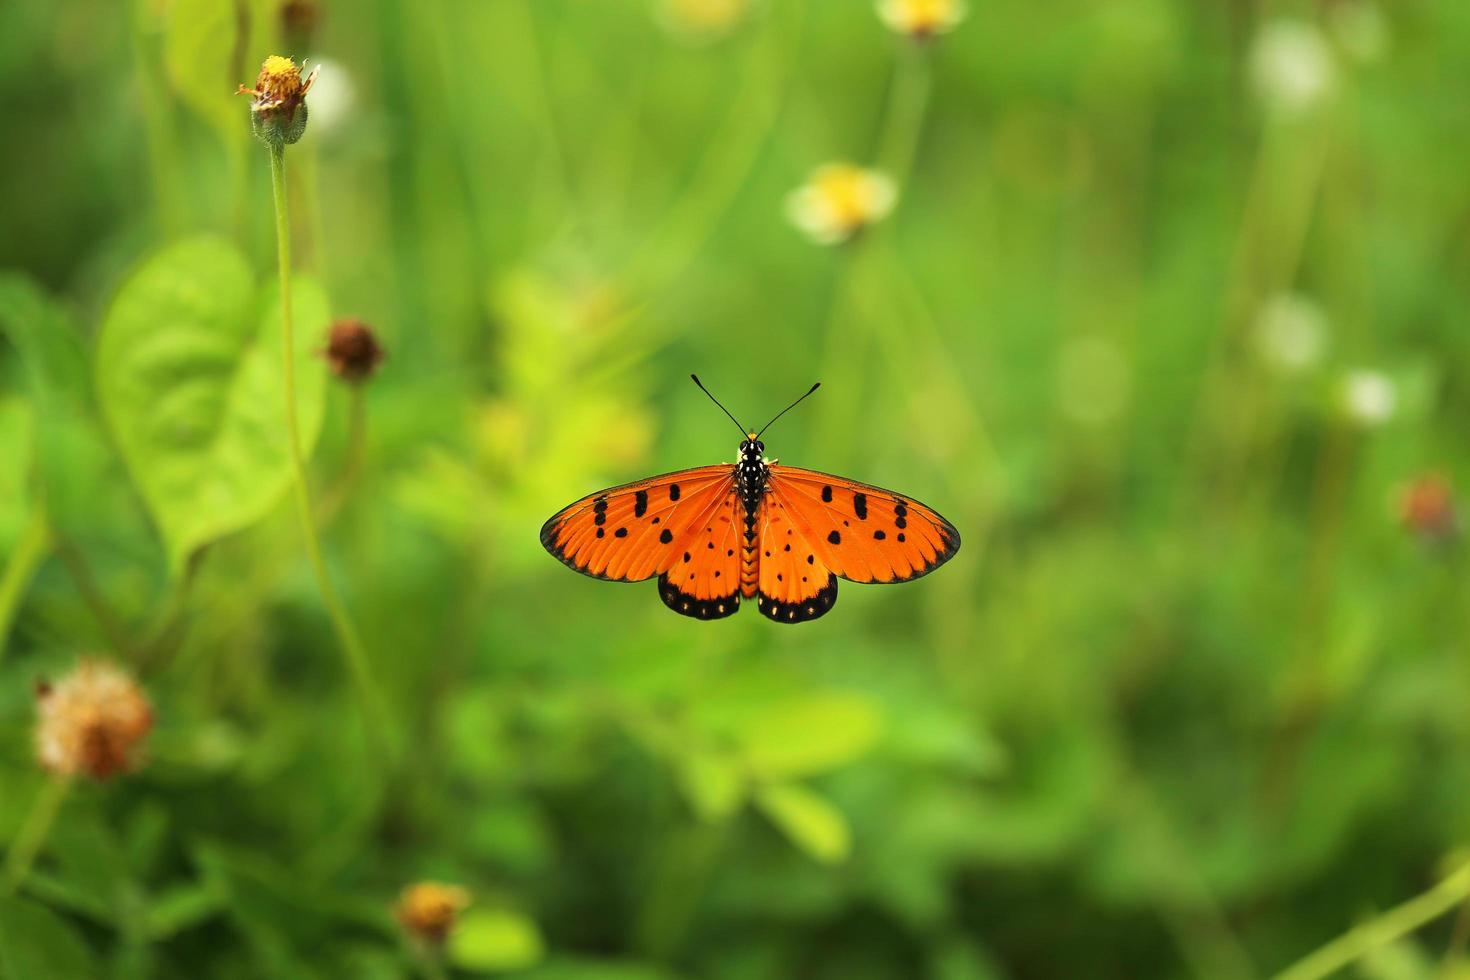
[736,437,769,537]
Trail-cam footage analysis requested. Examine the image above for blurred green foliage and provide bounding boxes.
[3,0,1470,978]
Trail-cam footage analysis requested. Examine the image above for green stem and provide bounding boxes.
[875,44,933,189]
[0,507,52,666]
[1272,858,1470,980]
[52,534,131,656]
[268,143,393,753]
[2,776,71,896]
[317,388,367,528]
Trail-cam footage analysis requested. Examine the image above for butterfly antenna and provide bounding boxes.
[690,374,749,437]
[756,382,821,439]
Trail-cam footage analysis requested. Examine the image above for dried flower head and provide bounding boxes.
[321,318,387,384]
[876,0,968,39]
[786,163,897,245]
[1396,473,1458,543]
[395,882,471,944]
[238,55,318,146]
[35,660,152,780]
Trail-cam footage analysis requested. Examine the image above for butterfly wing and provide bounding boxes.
[764,465,960,585]
[755,494,840,623]
[540,465,744,619]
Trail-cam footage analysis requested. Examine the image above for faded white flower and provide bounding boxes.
[786,163,896,245]
[1057,336,1130,427]
[1341,369,1396,426]
[1250,19,1337,116]
[1254,293,1328,373]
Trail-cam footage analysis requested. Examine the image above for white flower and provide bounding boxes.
[785,163,897,245]
[1254,293,1328,373]
[875,0,967,39]
[1057,336,1130,427]
[1250,19,1337,116]
[1341,369,1396,426]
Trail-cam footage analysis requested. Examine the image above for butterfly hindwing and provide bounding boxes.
[657,489,743,620]
[764,466,960,584]
[540,465,736,583]
[755,494,838,623]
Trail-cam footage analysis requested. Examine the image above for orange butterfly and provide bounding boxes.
[540,376,960,623]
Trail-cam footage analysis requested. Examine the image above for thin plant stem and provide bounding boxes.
[0,506,52,666]
[874,44,933,189]
[1272,858,1470,980]
[268,143,393,753]
[52,534,131,656]
[317,387,368,528]
[2,776,71,896]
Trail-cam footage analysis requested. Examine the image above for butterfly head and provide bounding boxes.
[739,435,765,461]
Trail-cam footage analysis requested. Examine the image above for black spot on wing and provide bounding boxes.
[757,574,837,624]
[669,484,681,501]
[660,529,673,544]
[828,530,841,545]
[634,490,648,517]
[658,573,740,620]
[853,493,867,519]
[821,485,833,503]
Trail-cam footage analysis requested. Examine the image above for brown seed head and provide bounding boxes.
[239,55,317,116]
[395,882,470,944]
[35,660,153,780]
[322,318,387,384]
[1397,473,1458,542]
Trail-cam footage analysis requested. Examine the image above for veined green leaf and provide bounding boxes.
[96,237,328,573]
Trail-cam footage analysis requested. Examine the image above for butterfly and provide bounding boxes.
[540,376,960,623]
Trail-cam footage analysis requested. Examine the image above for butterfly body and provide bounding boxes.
[541,432,960,625]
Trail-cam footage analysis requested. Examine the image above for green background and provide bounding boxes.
[3,0,1470,977]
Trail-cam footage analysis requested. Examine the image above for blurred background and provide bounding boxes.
[4,0,1470,977]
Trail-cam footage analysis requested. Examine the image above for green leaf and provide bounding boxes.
[754,783,852,864]
[735,692,884,781]
[96,237,329,573]
[0,275,114,535]
[448,908,545,973]
[673,750,745,822]
[163,0,247,147]
[0,895,100,979]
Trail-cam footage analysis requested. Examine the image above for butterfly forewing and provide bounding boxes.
[764,466,960,584]
[540,465,735,582]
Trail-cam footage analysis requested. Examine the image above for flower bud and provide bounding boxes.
[1396,474,1458,544]
[239,55,318,147]
[35,660,152,780]
[322,318,386,384]
[395,882,470,944]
